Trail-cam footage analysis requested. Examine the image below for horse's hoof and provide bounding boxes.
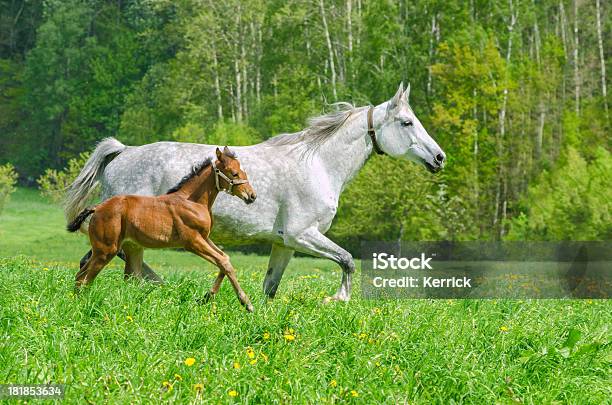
[196,292,213,305]
[322,294,350,304]
[245,303,254,312]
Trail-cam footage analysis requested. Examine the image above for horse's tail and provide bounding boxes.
[66,208,95,233]
[64,138,126,225]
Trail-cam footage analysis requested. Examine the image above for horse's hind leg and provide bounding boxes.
[122,243,144,281]
[140,260,164,284]
[79,250,92,269]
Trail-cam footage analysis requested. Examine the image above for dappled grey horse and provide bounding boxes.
[65,83,445,302]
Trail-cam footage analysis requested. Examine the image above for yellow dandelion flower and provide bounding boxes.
[359,333,367,339]
[500,326,509,332]
[174,373,182,381]
[126,315,133,322]
[43,267,49,271]
[284,334,295,342]
[330,379,337,388]
[586,299,593,304]
[184,357,196,367]
[263,332,270,340]
[351,390,359,397]
[233,361,241,369]
[193,383,204,391]
[228,390,238,397]
[162,381,173,392]
[249,359,257,365]
[246,348,255,359]
[375,361,381,367]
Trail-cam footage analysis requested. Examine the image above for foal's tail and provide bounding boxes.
[67,208,95,233]
[64,138,126,226]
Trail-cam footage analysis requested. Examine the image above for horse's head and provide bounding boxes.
[215,147,257,204]
[376,83,446,173]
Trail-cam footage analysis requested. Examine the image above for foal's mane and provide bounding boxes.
[166,158,212,194]
[262,102,365,154]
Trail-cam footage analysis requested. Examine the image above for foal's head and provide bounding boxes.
[215,146,257,204]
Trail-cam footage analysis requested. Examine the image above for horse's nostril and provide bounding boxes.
[435,154,445,163]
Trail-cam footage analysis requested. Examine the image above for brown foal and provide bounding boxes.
[67,147,257,311]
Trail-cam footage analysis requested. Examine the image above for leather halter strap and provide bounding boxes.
[367,107,385,155]
[211,159,248,194]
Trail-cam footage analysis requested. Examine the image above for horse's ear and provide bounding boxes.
[388,82,404,110]
[223,145,231,156]
[215,147,223,161]
[403,82,411,103]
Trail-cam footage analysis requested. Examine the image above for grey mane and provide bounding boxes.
[166,158,212,194]
[263,102,364,153]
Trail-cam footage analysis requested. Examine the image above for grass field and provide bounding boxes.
[0,189,610,403]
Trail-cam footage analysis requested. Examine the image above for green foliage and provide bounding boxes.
[506,147,612,240]
[171,121,262,146]
[332,159,474,251]
[1,0,610,242]
[0,163,18,215]
[37,152,90,205]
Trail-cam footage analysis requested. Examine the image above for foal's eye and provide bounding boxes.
[232,172,239,177]
[401,120,414,127]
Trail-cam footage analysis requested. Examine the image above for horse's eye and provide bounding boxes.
[232,172,239,177]
[401,121,414,127]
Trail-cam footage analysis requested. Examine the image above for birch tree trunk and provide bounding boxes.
[573,0,580,115]
[212,42,223,120]
[494,0,517,237]
[427,14,437,98]
[319,0,338,100]
[234,57,242,123]
[595,0,609,121]
[347,0,353,85]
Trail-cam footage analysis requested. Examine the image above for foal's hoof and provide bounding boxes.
[196,292,214,305]
[245,303,254,312]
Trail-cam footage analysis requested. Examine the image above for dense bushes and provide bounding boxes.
[37,153,91,205]
[0,163,18,215]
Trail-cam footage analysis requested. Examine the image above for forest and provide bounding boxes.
[0,0,610,246]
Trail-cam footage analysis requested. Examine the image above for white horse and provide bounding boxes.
[65,83,446,302]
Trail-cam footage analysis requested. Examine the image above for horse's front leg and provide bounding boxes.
[285,228,355,302]
[263,244,295,299]
[191,238,253,312]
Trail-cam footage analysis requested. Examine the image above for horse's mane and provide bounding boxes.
[165,158,213,194]
[262,102,365,154]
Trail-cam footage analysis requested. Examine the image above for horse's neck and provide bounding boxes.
[177,166,219,209]
[314,104,386,193]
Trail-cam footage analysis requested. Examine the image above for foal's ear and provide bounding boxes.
[215,147,223,161]
[223,145,232,157]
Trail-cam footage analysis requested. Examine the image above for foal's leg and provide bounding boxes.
[75,248,116,290]
[191,238,253,312]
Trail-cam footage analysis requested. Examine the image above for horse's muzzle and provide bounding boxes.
[424,161,443,174]
[244,192,257,204]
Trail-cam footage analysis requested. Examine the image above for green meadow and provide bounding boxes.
[0,189,610,403]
